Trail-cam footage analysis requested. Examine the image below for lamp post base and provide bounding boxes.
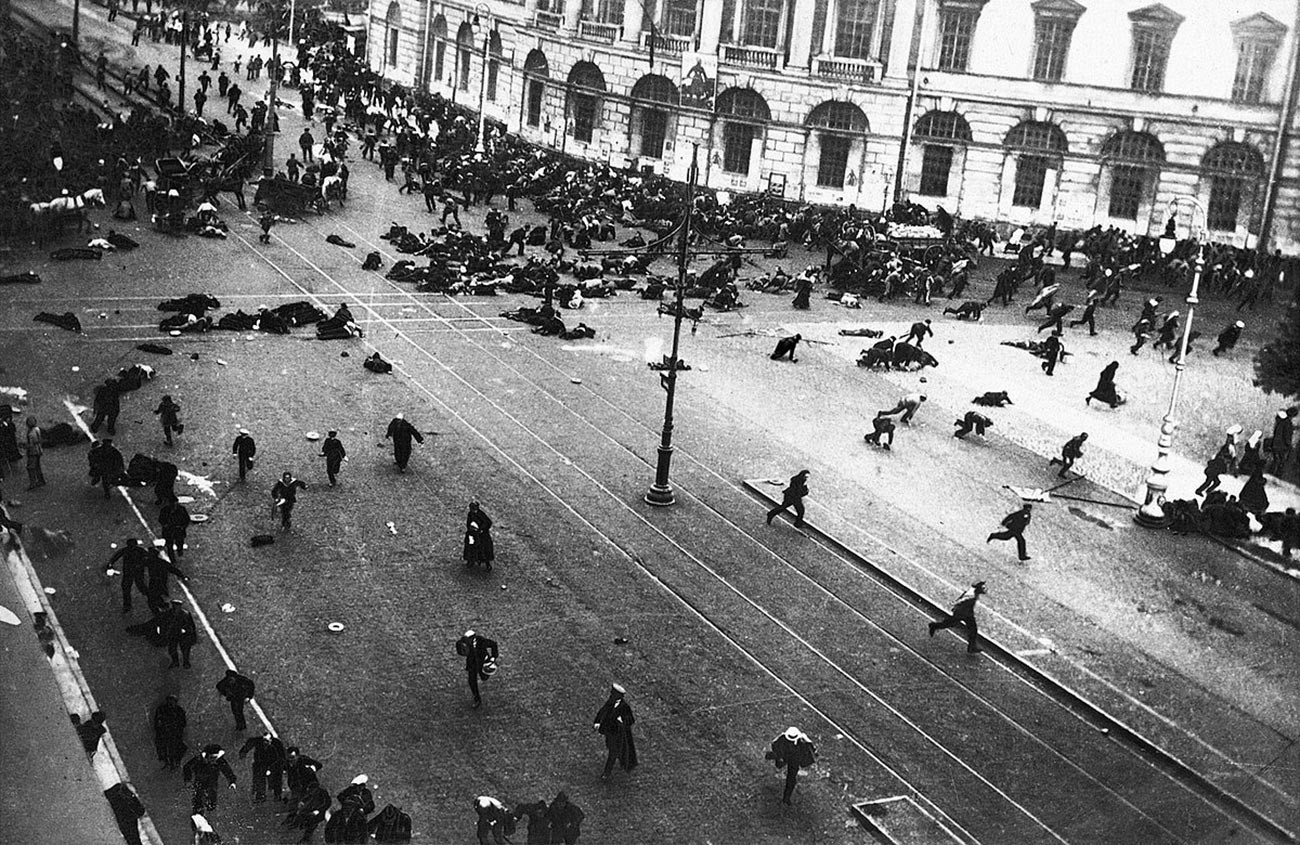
[644,483,675,507]
[1134,500,1169,528]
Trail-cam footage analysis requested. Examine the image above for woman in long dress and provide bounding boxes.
[463,501,495,571]
[1086,361,1124,408]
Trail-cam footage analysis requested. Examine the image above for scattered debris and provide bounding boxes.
[220,603,236,613]
[328,622,346,633]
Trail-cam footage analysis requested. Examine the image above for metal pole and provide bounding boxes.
[1135,199,1205,527]
[288,0,296,49]
[72,0,80,51]
[475,17,488,153]
[179,10,188,113]
[1258,2,1300,252]
[263,15,281,177]
[645,144,699,507]
[893,0,929,203]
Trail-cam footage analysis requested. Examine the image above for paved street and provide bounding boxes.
[3,3,1300,843]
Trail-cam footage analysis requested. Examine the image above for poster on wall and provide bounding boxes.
[679,52,717,111]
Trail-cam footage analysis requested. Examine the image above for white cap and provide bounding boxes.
[238,427,249,435]
[611,683,625,695]
[783,726,802,740]
[396,412,404,420]
[464,629,475,638]
[1234,320,1245,328]
[351,774,369,785]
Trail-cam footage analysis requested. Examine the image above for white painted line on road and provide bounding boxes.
[1016,648,1054,657]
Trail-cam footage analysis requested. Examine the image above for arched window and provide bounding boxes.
[807,101,868,189]
[1202,141,1264,231]
[431,15,447,84]
[523,49,550,128]
[456,22,474,92]
[914,110,971,197]
[487,31,502,101]
[716,88,770,175]
[631,74,679,159]
[385,2,402,67]
[567,62,606,143]
[1004,120,1067,208]
[1101,131,1165,220]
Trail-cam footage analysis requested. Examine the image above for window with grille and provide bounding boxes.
[936,7,978,71]
[663,0,697,36]
[835,0,878,60]
[915,111,972,143]
[1232,41,1275,103]
[742,0,783,48]
[641,109,668,158]
[1208,177,1244,231]
[1031,16,1074,82]
[572,94,597,142]
[537,0,565,12]
[1130,28,1171,92]
[1108,166,1144,220]
[723,123,756,173]
[816,134,852,188]
[1012,155,1050,208]
[919,145,954,196]
[527,81,544,126]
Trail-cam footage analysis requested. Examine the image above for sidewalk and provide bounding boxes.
[0,542,126,845]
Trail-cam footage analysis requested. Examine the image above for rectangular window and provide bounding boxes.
[936,7,978,72]
[1012,155,1050,208]
[1031,17,1074,82]
[1130,28,1171,92]
[387,29,399,66]
[1108,166,1144,220]
[527,80,544,126]
[816,134,851,188]
[582,0,624,25]
[572,94,597,143]
[538,0,565,12]
[458,47,471,90]
[919,144,954,196]
[641,109,668,158]
[742,0,783,48]
[1208,177,1243,231]
[487,59,498,101]
[723,122,756,174]
[663,0,697,36]
[834,0,878,60]
[434,43,445,81]
[1232,41,1275,104]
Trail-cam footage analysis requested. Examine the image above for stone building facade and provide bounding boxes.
[368,0,1300,251]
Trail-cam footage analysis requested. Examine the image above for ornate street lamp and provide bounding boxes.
[472,3,490,154]
[1135,197,1208,527]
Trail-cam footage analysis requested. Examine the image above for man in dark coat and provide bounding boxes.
[160,598,198,668]
[159,496,191,562]
[385,413,424,471]
[143,542,187,614]
[766,726,816,804]
[455,629,499,708]
[593,683,637,779]
[1269,407,1297,475]
[770,333,801,362]
[987,504,1032,561]
[1049,432,1088,478]
[106,538,153,613]
[929,580,987,653]
[153,694,188,769]
[155,395,182,445]
[284,746,324,805]
[182,743,237,813]
[320,429,346,485]
[904,318,933,346]
[271,471,308,529]
[1040,333,1063,376]
[216,668,256,731]
[94,438,126,499]
[232,428,256,481]
[1212,320,1244,356]
[766,469,810,528]
[239,732,287,802]
[1068,293,1100,336]
[89,378,123,435]
[285,781,331,842]
[953,411,993,439]
[544,791,584,844]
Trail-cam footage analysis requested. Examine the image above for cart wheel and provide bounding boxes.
[923,244,945,266]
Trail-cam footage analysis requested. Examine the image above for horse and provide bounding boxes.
[29,188,105,242]
[320,174,344,210]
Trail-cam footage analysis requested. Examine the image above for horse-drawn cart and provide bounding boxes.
[253,176,326,216]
